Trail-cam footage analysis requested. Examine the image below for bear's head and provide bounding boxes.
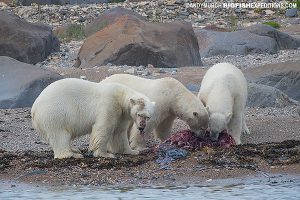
[208,111,232,141]
[183,100,209,137]
[129,95,155,134]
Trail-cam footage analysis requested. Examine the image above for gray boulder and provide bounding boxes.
[0,11,59,65]
[256,69,300,101]
[245,61,300,101]
[195,29,278,57]
[245,24,300,50]
[0,56,62,109]
[247,83,297,108]
[285,8,298,17]
[195,24,300,58]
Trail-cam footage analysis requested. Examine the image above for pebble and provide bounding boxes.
[124,68,137,75]
[202,49,300,69]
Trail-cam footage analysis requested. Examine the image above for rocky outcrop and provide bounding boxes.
[0,56,62,109]
[0,11,59,64]
[195,29,278,57]
[85,7,146,37]
[245,61,300,102]
[247,83,297,108]
[245,24,300,50]
[195,24,300,58]
[75,8,202,68]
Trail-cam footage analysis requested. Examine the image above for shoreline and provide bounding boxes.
[1,105,300,187]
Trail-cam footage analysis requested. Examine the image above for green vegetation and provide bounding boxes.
[262,21,280,29]
[85,20,109,37]
[254,8,263,14]
[229,14,238,32]
[54,24,85,42]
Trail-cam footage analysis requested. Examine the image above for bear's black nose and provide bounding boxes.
[138,127,145,132]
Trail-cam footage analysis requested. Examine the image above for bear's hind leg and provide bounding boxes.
[242,114,250,134]
[228,114,243,145]
[50,130,83,159]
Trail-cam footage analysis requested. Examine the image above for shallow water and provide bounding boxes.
[1,175,300,200]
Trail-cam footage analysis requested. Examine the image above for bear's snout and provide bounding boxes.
[139,119,146,128]
[138,127,145,132]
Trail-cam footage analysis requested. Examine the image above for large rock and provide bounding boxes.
[0,11,59,65]
[85,7,146,37]
[245,61,300,101]
[245,24,300,50]
[195,29,278,57]
[195,24,300,58]
[0,56,62,109]
[247,83,297,108]
[75,8,202,68]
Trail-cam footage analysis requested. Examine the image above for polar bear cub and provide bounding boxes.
[31,78,155,159]
[102,74,209,150]
[198,63,250,144]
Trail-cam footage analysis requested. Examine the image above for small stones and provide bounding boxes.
[79,75,87,80]
[285,8,298,18]
[202,50,300,69]
[124,68,137,75]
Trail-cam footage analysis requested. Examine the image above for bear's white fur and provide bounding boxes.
[31,78,155,159]
[198,63,250,144]
[102,74,209,150]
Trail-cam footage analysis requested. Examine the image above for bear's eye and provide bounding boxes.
[146,116,150,120]
[137,113,142,117]
[193,112,199,117]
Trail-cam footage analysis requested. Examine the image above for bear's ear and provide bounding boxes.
[193,112,199,117]
[226,113,232,123]
[200,98,206,107]
[136,98,145,106]
[130,98,136,105]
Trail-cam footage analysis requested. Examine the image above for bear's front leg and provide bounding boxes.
[122,133,140,155]
[93,149,116,158]
[112,123,140,155]
[129,123,148,151]
[89,122,116,158]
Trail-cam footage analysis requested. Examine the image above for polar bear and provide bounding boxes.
[31,78,155,159]
[198,63,250,144]
[102,74,209,150]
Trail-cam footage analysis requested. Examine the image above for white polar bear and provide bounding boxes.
[31,78,155,159]
[102,74,209,150]
[198,63,250,144]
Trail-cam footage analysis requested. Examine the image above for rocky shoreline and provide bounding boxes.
[0,0,300,187]
[1,105,300,186]
[1,1,290,29]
